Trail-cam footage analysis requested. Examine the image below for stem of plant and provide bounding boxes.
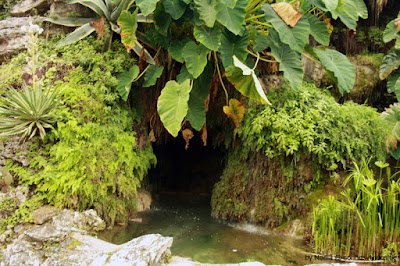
[213,52,229,106]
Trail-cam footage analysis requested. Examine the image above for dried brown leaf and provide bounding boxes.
[90,17,105,39]
[223,99,246,128]
[271,2,302,27]
[182,128,194,150]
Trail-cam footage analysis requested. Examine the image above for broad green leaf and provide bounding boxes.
[387,71,400,101]
[56,23,96,47]
[267,30,303,89]
[193,25,222,51]
[380,49,400,80]
[118,10,138,53]
[70,0,110,20]
[263,4,310,52]
[169,39,190,63]
[320,0,338,11]
[117,65,140,101]
[331,0,359,30]
[225,65,268,105]
[354,0,368,19]
[136,0,160,16]
[219,29,249,68]
[313,47,356,94]
[194,0,217,28]
[143,65,164,87]
[44,17,95,27]
[250,27,268,52]
[157,79,192,137]
[306,13,329,46]
[154,5,172,35]
[182,41,209,79]
[221,0,237,8]
[215,0,246,35]
[383,20,398,43]
[186,63,213,130]
[163,0,186,20]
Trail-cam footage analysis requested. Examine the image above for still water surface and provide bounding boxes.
[98,196,319,265]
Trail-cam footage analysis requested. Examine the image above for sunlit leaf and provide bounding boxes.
[182,41,209,79]
[383,20,398,43]
[313,47,356,94]
[143,65,164,87]
[157,79,192,137]
[117,65,140,101]
[118,10,138,52]
[223,98,246,128]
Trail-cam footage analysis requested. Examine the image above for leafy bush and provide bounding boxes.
[239,83,389,170]
[8,37,155,225]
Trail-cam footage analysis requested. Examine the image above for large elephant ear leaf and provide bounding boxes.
[387,71,400,101]
[143,65,164,87]
[136,0,161,16]
[380,49,400,80]
[56,23,96,48]
[118,10,138,52]
[215,0,246,35]
[313,47,356,94]
[194,0,218,28]
[117,65,140,101]
[157,79,192,137]
[182,41,209,79]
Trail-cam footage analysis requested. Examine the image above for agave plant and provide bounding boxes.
[45,0,154,62]
[0,85,60,141]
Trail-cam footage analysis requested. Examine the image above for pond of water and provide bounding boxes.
[98,196,332,265]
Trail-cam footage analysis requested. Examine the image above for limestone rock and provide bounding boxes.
[10,0,49,16]
[32,205,59,225]
[136,189,152,212]
[0,136,31,167]
[25,224,67,242]
[52,209,106,233]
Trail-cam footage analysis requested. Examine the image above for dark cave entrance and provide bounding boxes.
[144,133,226,200]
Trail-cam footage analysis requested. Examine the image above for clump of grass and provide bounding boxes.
[312,160,400,260]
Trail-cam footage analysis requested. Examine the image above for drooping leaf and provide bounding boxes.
[182,41,209,79]
[143,65,164,87]
[157,79,192,137]
[117,65,140,101]
[194,0,217,28]
[44,17,95,27]
[118,10,138,52]
[271,2,302,27]
[223,98,246,128]
[56,23,96,48]
[306,13,329,46]
[193,25,222,51]
[384,20,398,43]
[263,4,310,52]
[330,0,366,30]
[219,29,249,68]
[136,0,161,16]
[233,56,271,104]
[186,63,213,131]
[380,49,400,80]
[387,71,400,101]
[320,0,338,11]
[225,65,268,104]
[163,0,186,20]
[354,0,368,19]
[267,30,303,89]
[313,47,356,94]
[215,0,246,35]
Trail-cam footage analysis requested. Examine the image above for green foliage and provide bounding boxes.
[0,85,60,140]
[239,83,389,170]
[312,161,400,258]
[7,38,156,225]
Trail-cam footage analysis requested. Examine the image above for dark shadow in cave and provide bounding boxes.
[144,133,226,201]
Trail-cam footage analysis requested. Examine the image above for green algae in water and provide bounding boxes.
[98,196,311,265]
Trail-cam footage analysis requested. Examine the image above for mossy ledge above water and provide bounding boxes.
[211,83,389,228]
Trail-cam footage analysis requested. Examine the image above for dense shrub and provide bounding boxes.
[8,37,156,225]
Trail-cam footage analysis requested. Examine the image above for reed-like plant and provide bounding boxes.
[312,160,400,260]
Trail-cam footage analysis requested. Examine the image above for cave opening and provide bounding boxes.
[144,132,226,201]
